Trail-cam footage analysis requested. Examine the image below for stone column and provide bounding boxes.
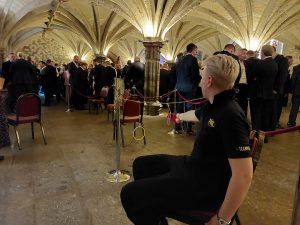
[142,40,163,115]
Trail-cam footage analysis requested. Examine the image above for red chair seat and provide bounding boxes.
[122,116,140,123]
[90,98,105,103]
[7,114,39,124]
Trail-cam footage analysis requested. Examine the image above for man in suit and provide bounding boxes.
[68,55,80,85]
[93,56,107,96]
[122,60,132,80]
[272,47,289,129]
[1,53,16,88]
[244,50,260,127]
[253,45,278,132]
[10,52,38,111]
[235,48,248,117]
[40,59,57,106]
[287,64,300,127]
[125,56,145,95]
[175,43,200,134]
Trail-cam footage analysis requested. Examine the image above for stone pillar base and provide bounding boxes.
[144,104,160,116]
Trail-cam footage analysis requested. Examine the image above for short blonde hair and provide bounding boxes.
[203,54,239,90]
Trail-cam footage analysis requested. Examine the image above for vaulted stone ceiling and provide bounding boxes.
[0,0,300,63]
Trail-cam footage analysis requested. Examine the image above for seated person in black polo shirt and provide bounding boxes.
[120,55,253,225]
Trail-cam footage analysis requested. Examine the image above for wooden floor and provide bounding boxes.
[0,101,299,225]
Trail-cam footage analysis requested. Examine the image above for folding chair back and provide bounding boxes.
[7,93,46,149]
[16,93,41,121]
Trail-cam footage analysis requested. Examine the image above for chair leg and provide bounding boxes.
[31,122,34,139]
[133,122,136,136]
[142,123,146,145]
[120,124,125,147]
[234,213,241,225]
[14,126,21,150]
[230,212,241,225]
[40,122,47,145]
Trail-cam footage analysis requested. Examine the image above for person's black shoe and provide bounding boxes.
[159,218,168,225]
[0,155,4,161]
[287,122,296,127]
[264,136,268,143]
[174,130,182,134]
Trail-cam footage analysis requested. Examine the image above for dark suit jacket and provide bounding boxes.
[244,57,260,98]
[40,65,57,91]
[94,64,106,87]
[159,68,171,96]
[105,66,116,87]
[291,64,300,96]
[1,60,13,87]
[255,57,278,99]
[175,54,200,93]
[67,62,78,84]
[125,61,145,91]
[11,59,37,85]
[274,54,288,95]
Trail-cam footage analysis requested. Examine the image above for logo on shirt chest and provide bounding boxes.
[208,118,216,127]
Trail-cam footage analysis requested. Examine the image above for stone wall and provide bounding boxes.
[17,38,72,65]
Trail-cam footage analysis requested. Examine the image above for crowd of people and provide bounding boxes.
[158,43,300,135]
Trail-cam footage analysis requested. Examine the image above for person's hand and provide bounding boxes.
[205,215,219,225]
[175,113,181,123]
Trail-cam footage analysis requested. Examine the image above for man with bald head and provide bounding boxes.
[68,55,80,84]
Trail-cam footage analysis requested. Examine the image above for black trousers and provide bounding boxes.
[120,155,220,225]
[288,96,300,126]
[251,98,274,131]
[273,93,285,125]
[236,84,248,118]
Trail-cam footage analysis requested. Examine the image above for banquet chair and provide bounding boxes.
[113,96,146,147]
[88,86,109,114]
[107,89,130,121]
[7,93,47,150]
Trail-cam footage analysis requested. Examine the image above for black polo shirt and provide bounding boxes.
[187,89,251,200]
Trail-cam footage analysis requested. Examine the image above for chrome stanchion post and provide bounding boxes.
[106,78,130,183]
[291,161,300,225]
[65,84,72,112]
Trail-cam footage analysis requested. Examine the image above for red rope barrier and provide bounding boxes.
[176,91,208,105]
[264,125,300,136]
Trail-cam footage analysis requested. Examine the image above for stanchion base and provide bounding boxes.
[168,129,176,135]
[105,170,131,183]
[65,108,73,112]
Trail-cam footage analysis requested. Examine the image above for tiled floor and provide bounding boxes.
[0,102,299,225]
